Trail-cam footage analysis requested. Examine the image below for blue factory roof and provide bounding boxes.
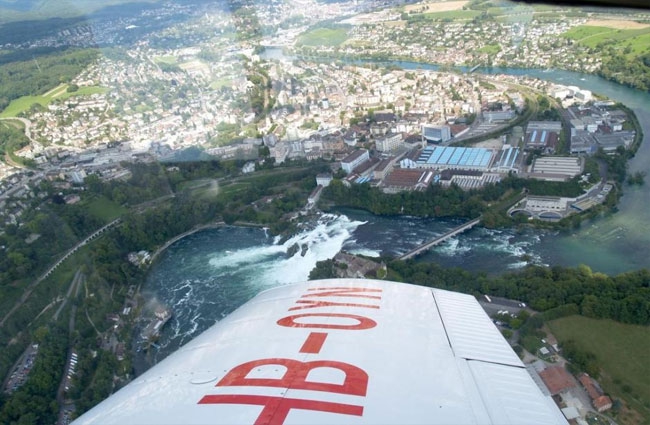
[495,147,520,169]
[417,147,493,168]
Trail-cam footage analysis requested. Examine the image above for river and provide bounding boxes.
[135,58,650,371]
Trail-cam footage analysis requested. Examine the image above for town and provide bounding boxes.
[0,56,635,228]
[1,0,649,424]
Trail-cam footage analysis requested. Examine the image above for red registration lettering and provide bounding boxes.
[199,358,368,424]
[277,313,377,330]
[198,394,363,425]
[306,287,382,299]
[289,299,380,311]
[216,358,368,396]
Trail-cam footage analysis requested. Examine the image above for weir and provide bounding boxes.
[398,217,481,260]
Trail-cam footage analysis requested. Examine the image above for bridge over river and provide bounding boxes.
[398,217,482,260]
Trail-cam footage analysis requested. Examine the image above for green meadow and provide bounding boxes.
[548,315,650,423]
[0,84,109,118]
[298,28,349,47]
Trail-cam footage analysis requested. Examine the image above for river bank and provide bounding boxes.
[149,221,225,264]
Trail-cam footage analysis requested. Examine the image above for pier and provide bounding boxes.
[398,217,481,260]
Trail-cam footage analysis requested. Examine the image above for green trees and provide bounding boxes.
[0,122,30,160]
[0,48,98,112]
[322,180,485,219]
[386,261,650,326]
[0,326,68,425]
[562,339,600,377]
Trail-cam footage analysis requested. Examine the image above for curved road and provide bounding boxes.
[0,116,36,142]
[0,116,39,169]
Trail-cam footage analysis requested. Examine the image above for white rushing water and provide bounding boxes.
[146,213,366,359]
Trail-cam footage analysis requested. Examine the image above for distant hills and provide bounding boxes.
[0,0,161,24]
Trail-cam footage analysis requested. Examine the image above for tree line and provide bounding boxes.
[311,256,650,327]
[386,260,650,326]
[0,48,98,112]
[0,325,68,425]
[321,174,586,221]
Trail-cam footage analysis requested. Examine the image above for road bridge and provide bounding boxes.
[398,217,481,260]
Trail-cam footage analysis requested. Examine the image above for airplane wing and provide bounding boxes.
[73,278,567,425]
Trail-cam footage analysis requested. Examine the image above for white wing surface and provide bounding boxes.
[73,278,567,425]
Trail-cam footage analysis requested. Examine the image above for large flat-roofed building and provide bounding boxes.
[382,169,434,193]
[341,149,369,174]
[527,121,562,132]
[493,147,521,173]
[416,146,494,171]
[439,170,502,190]
[531,157,582,180]
[483,110,515,122]
[570,131,597,154]
[422,124,451,144]
[594,131,635,152]
[525,121,561,153]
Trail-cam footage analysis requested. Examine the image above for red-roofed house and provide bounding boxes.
[539,366,576,395]
[578,373,612,412]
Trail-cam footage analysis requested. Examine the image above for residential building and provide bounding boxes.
[376,133,403,152]
[341,149,370,174]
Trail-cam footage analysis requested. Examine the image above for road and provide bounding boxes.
[0,117,36,142]
[56,271,83,425]
[53,269,83,321]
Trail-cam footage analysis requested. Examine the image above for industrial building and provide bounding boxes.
[492,147,521,173]
[483,110,515,122]
[381,169,433,193]
[316,173,333,187]
[416,146,494,171]
[525,121,561,153]
[530,156,583,181]
[422,124,451,144]
[438,170,502,190]
[569,131,597,154]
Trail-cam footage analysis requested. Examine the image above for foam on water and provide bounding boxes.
[346,248,381,258]
[144,214,365,361]
[435,237,471,256]
[263,214,364,285]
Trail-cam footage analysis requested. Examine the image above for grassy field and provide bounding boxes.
[0,84,109,117]
[298,28,349,47]
[85,196,127,222]
[548,316,650,423]
[209,77,232,90]
[477,44,501,55]
[563,25,650,56]
[423,10,481,20]
[562,25,612,41]
[403,1,468,13]
[154,55,177,65]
